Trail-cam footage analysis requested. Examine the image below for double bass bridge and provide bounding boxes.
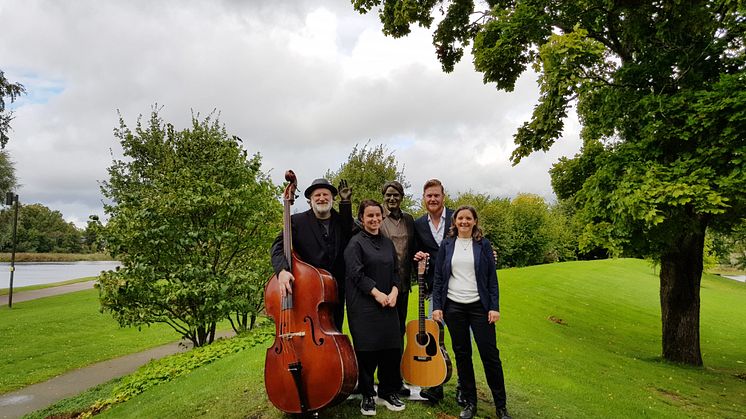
[280,331,306,339]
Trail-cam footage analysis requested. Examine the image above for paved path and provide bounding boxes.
[0,340,192,419]
[0,280,96,306]
[0,281,233,418]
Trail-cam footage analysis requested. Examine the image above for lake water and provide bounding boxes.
[0,261,120,287]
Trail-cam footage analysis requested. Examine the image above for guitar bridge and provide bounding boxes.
[413,356,432,361]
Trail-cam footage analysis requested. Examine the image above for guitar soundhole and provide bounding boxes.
[417,332,438,357]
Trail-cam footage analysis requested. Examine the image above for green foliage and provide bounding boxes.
[98,108,281,347]
[450,192,578,267]
[0,149,16,193]
[325,142,412,214]
[0,70,26,148]
[82,215,106,253]
[0,203,82,252]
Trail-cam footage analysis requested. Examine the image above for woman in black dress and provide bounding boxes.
[344,199,406,416]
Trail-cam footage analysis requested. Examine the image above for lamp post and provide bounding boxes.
[5,191,18,308]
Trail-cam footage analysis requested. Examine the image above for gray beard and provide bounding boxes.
[311,202,332,219]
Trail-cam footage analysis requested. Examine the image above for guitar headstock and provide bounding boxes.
[417,256,428,275]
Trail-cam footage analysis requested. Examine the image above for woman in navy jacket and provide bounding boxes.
[431,206,510,419]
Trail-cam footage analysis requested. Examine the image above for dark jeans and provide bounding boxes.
[444,299,507,409]
[356,348,403,398]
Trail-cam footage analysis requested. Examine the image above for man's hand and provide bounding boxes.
[432,309,444,323]
[488,310,500,324]
[338,179,352,202]
[414,251,429,261]
[278,270,294,297]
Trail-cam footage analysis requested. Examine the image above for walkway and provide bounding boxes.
[0,282,230,418]
[0,280,96,306]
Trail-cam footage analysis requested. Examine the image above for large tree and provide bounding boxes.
[98,110,281,346]
[354,1,746,365]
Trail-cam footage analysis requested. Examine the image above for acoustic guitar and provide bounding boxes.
[400,257,452,388]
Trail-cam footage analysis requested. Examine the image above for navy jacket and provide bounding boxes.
[413,208,453,290]
[431,236,500,313]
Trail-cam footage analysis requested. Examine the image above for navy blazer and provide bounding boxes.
[431,236,500,313]
[413,208,453,290]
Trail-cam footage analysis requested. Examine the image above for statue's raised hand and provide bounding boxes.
[338,179,352,202]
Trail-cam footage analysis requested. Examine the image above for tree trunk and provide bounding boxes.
[659,218,705,366]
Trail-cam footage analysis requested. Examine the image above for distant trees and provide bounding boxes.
[450,192,577,268]
[98,109,280,346]
[0,203,82,253]
[325,142,412,213]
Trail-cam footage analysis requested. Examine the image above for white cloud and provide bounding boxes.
[0,0,581,227]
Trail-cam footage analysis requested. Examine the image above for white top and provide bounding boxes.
[447,238,480,304]
[428,211,446,246]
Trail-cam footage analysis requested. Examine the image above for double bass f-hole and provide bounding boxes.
[304,315,324,346]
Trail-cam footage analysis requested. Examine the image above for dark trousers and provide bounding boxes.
[444,300,507,409]
[396,289,409,338]
[334,284,345,331]
[356,348,403,398]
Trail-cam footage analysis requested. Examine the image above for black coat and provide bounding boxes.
[413,208,453,290]
[270,202,353,288]
[344,230,401,351]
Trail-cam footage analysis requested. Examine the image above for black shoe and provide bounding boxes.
[360,396,376,416]
[497,407,513,419]
[455,386,466,407]
[397,385,411,397]
[460,403,476,419]
[379,393,406,411]
[420,386,444,403]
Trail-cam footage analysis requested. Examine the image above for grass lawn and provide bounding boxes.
[68,258,746,418]
[0,289,182,393]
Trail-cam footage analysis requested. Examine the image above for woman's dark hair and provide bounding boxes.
[357,199,384,221]
[448,205,483,241]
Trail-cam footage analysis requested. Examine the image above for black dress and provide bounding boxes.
[344,229,401,351]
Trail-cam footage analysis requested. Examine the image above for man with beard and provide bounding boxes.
[413,178,456,405]
[271,178,353,330]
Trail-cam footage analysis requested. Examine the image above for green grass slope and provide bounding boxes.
[28,259,746,418]
[0,289,181,393]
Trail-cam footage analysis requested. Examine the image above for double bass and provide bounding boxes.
[264,170,358,415]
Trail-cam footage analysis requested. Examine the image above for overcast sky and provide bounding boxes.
[1,0,582,226]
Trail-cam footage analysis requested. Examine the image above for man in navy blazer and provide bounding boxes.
[413,179,453,293]
[270,178,353,330]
